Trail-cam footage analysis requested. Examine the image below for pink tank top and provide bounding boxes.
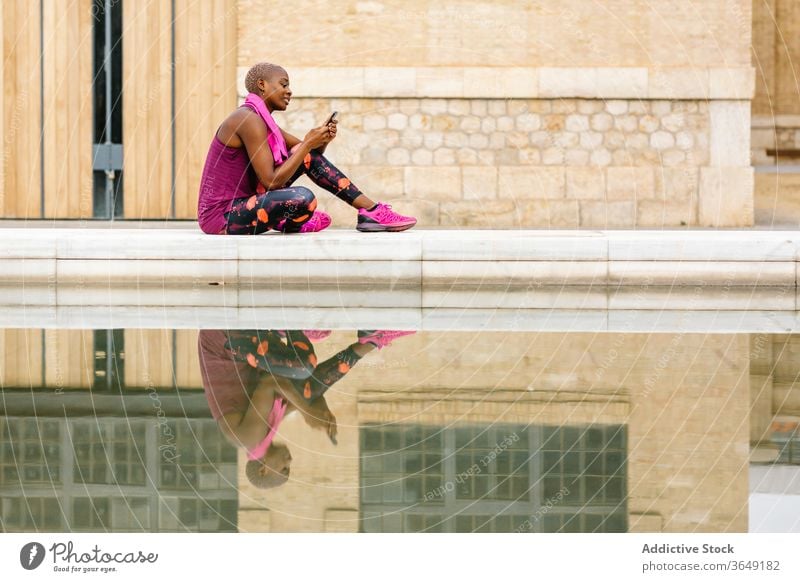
[196,97,290,235]
[197,133,257,234]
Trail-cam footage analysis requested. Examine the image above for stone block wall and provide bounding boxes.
[755,172,800,226]
[749,1,800,226]
[238,1,755,228]
[244,81,754,228]
[238,1,753,69]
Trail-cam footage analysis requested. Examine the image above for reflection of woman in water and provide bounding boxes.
[198,329,414,489]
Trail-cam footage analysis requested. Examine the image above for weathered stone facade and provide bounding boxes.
[750,1,800,225]
[238,0,755,228]
[273,97,744,228]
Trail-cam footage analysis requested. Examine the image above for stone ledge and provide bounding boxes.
[1,229,799,294]
[2,227,797,259]
[3,305,800,333]
[238,67,756,100]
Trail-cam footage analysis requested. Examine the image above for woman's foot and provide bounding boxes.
[277,211,332,233]
[303,329,332,341]
[300,211,332,233]
[356,203,417,232]
[357,329,416,349]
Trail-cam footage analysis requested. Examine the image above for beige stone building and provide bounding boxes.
[2,1,794,227]
[752,1,800,225]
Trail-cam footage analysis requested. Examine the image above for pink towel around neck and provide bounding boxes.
[243,92,289,166]
[246,395,288,461]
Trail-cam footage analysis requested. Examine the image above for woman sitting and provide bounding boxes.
[197,62,417,235]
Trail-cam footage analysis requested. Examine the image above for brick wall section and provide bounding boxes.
[238,1,752,69]
[278,97,754,228]
[235,0,755,228]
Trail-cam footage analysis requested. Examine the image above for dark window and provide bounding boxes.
[93,329,125,391]
[92,0,124,218]
[360,423,627,533]
[0,417,237,532]
[771,425,800,464]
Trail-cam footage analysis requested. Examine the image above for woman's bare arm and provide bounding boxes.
[273,380,337,442]
[280,128,302,150]
[218,384,276,449]
[281,126,334,155]
[238,112,314,190]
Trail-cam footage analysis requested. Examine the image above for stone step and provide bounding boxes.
[1,229,799,292]
[1,305,799,332]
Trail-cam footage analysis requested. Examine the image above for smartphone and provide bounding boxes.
[326,111,338,124]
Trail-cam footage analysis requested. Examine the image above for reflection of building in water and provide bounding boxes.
[0,417,237,532]
[748,334,800,533]
[240,331,752,533]
[6,328,800,532]
[750,334,800,452]
[0,329,236,532]
[359,423,627,533]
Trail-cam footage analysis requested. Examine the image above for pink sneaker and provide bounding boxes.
[300,211,331,233]
[357,329,416,350]
[277,211,331,233]
[357,203,417,232]
[303,329,332,342]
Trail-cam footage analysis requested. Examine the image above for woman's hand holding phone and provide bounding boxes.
[302,112,339,150]
[326,111,338,140]
[303,126,333,149]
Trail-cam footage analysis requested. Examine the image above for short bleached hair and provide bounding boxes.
[244,62,286,94]
[245,458,289,489]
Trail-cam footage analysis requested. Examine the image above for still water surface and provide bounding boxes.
[0,326,796,532]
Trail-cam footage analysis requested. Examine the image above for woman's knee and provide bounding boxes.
[294,186,316,209]
[302,149,327,170]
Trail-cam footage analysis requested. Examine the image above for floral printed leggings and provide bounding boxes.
[224,330,364,401]
[224,150,364,235]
